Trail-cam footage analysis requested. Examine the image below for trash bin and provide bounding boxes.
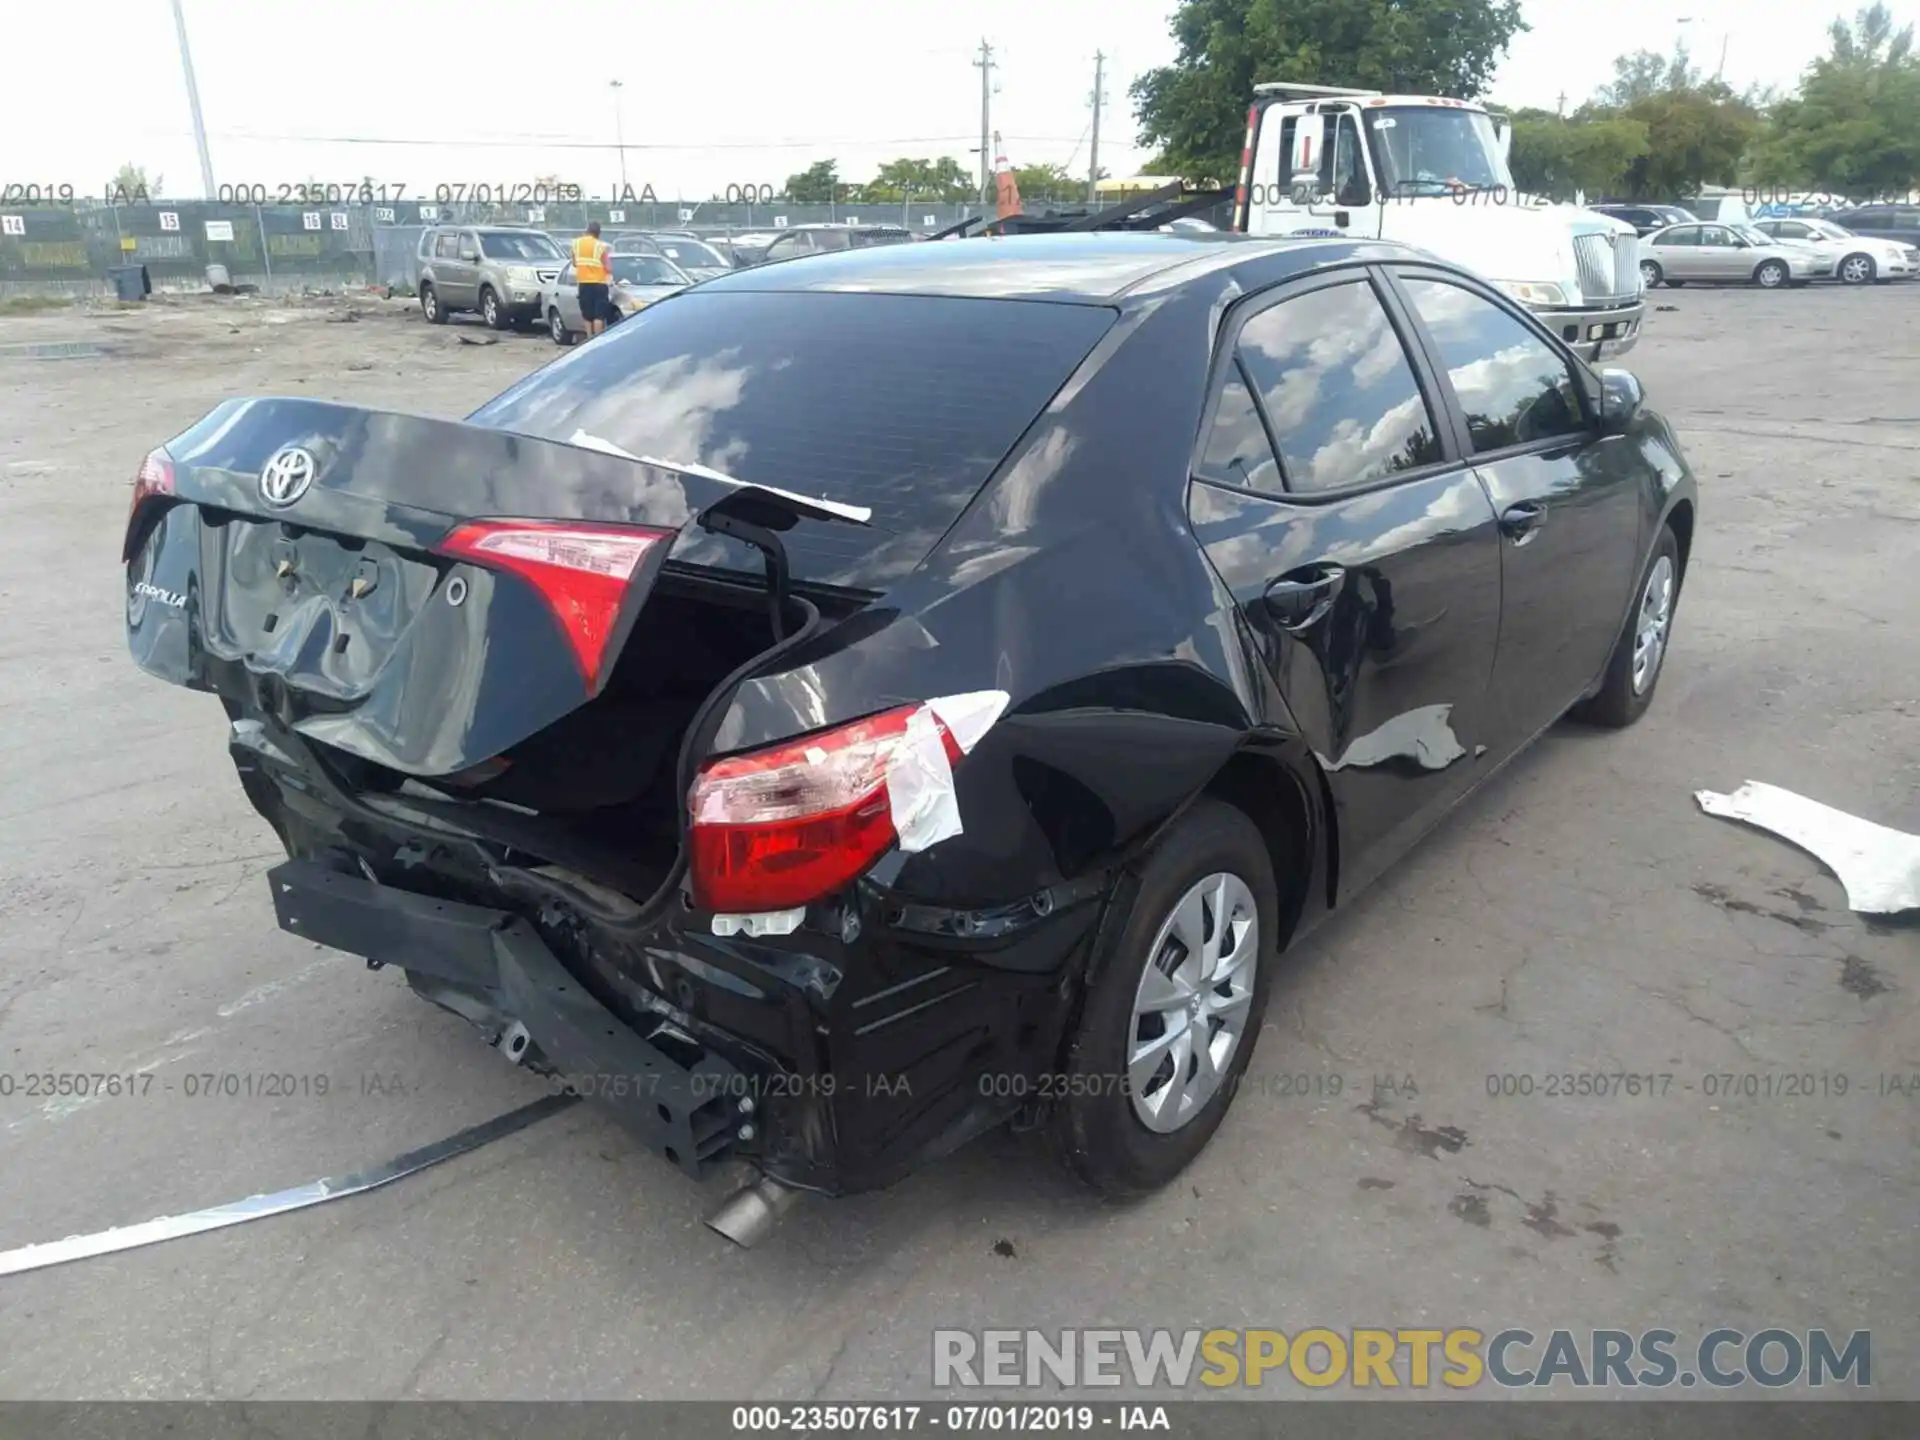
[107,264,151,301]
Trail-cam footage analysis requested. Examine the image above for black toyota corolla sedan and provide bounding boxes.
[124,232,1696,1237]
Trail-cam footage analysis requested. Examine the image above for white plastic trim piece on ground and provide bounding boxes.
[1695,780,1920,915]
[889,690,1013,854]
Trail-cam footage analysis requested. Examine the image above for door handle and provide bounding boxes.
[1499,501,1549,544]
[1263,563,1347,631]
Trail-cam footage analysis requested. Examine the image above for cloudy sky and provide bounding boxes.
[4,0,1907,200]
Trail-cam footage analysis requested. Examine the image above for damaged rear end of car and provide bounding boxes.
[124,284,1132,1215]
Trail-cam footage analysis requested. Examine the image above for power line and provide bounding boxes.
[189,130,1087,151]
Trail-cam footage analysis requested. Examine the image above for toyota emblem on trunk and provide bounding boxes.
[260,446,317,506]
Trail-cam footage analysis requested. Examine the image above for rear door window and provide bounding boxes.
[467,291,1116,584]
[1233,280,1443,493]
[434,232,461,259]
[1197,364,1282,493]
[1655,226,1699,246]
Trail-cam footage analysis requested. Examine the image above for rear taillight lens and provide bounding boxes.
[688,704,966,914]
[436,519,672,688]
[123,448,175,561]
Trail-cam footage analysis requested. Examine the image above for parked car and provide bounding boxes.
[540,251,692,345]
[1637,222,1825,288]
[753,223,917,265]
[1590,203,1699,237]
[607,232,733,282]
[417,226,566,328]
[123,234,1694,1234]
[713,231,781,266]
[1755,215,1920,284]
[1828,202,1920,253]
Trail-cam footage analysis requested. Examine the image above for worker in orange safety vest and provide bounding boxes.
[571,221,614,338]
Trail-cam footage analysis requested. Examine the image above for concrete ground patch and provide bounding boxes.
[0,284,1914,1400]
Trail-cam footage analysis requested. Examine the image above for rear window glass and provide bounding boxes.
[467,290,1115,586]
[479,232,562,260]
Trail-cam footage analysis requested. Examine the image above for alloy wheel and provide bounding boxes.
[1127,872,1259,1134]
[1841,255,1873,284]
[1631,554,1675,695]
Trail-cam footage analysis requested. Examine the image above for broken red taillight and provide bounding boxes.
[435,518,672,688]
[688,704,966,914]
[123,447,176,561]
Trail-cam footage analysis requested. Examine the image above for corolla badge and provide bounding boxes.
[259,446,317,506]
[132,581,186,608]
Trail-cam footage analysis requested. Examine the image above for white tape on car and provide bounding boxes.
[887,690,1011,854]
[1695,780,1920,915]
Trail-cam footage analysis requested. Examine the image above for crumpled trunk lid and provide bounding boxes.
[125,396,861,777]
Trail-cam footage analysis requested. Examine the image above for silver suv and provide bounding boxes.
[416,226,566,329]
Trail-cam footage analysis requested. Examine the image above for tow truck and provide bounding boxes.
[1232,82,1645,360]
[955,83,1645,361]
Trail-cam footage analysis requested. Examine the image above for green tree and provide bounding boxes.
[1011,163,1083,203]
[112,163,160,200]
[1573,44,1759,200]
[1748,4,1920,196]
[1594,47,1700,108]
[1616,82,1759,199]
[1508,108,1649,200]
[1130,0,1528,181]
[783,160,841,202]
[864,157,975,202]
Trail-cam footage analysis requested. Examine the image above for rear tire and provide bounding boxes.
[480,286,508,330]
[421,283,447,324]
[548,308,574,346]
[1050,799,1279,1197]
[1754,260,1789,288]
[1839,253,1876,285]
[1570,526,1682,729]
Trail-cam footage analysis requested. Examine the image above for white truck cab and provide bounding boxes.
[1232,82,1645,360]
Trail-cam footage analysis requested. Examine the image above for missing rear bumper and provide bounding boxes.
[269,859,745,1179]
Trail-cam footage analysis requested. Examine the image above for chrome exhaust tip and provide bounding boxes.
[705,1173,802,1248]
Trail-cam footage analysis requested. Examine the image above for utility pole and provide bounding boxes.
[1556,91,1567,117]
[610,80,628,191]
[1087,52,1105,202]
[974,40,995,203]
[168,0,217,198]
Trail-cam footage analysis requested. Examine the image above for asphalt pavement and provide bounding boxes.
[0,283,1914,1400]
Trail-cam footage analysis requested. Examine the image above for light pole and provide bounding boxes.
[610,79,628,192]
[1676,17,1729,81]
[169,0,217,198]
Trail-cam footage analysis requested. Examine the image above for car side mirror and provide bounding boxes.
[459,248,479,262]
[1336,181,1372,208]
[1597,368,1643,434]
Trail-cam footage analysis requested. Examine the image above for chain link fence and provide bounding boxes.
[1,196,1009,298]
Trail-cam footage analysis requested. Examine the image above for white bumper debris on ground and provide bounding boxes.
[1696,780,1920,915]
